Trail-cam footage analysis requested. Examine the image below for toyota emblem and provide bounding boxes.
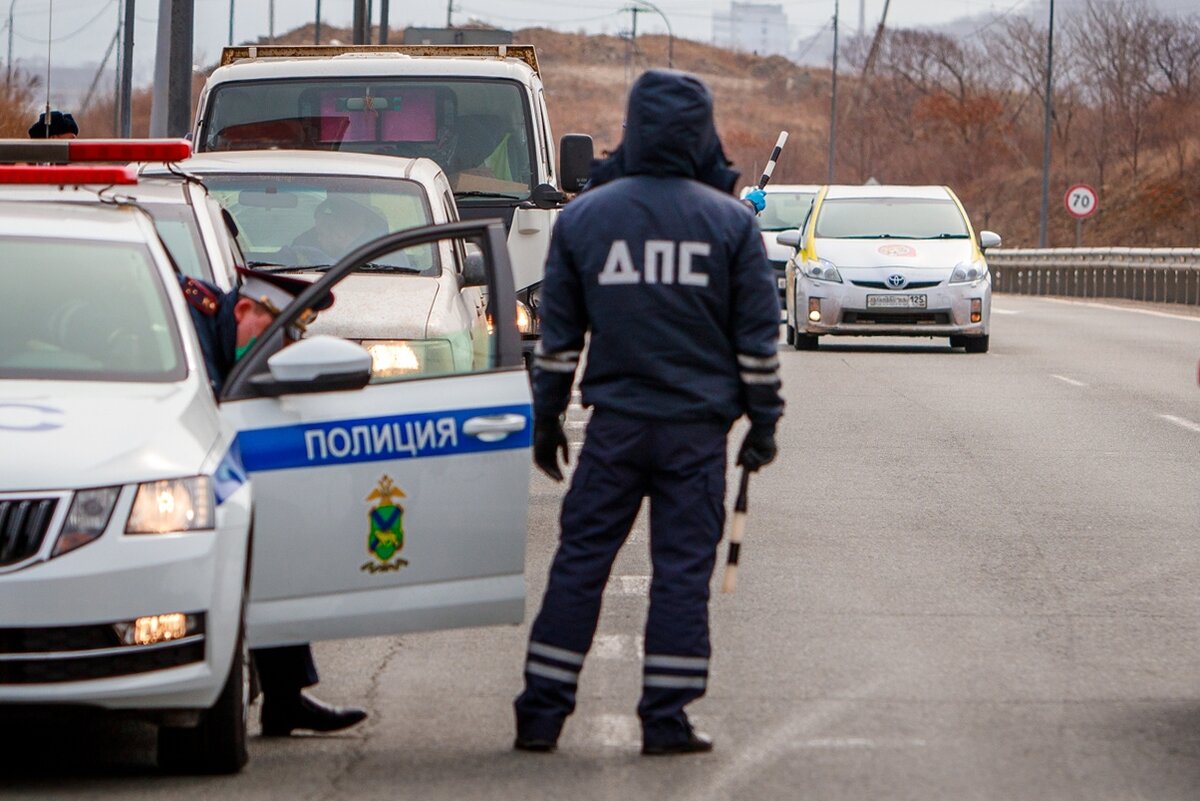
[887,273,906,288]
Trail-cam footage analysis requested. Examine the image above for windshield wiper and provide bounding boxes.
[245,260,311,273]
[454,190,523,200]
[354,262,425,273]
[914,233,970,239]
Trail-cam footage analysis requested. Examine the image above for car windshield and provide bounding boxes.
[201,174,438,275]
[0,238,185,382]
[815,197,970,239]
[202,78,535,201]
[757,192,815,232]
[143,202,213,283]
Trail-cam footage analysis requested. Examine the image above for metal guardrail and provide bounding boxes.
[987,248,1200,304]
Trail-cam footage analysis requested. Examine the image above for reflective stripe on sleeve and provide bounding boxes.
[740,371,782,385]
[736,353,780,370]
[533,344,581,374]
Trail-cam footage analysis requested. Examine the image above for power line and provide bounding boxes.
[11,0,115,43]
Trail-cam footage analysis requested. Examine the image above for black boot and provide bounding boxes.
[260,691,367,737]
[642,725,714,756]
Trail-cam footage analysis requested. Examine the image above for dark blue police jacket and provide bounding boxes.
[532,70,785,427]
[179,276,239,394]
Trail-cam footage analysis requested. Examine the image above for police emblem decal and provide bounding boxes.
[361,475,410,574]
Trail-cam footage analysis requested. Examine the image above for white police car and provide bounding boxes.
[147,150,522,377]
[0,150,531,773]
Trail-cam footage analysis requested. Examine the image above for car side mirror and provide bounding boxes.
[251,335,372,396]
[979,230,1002,251]
[775,229,802,249]
[559,133,594,194]
[529,182,565,209]
[461,245,488,288]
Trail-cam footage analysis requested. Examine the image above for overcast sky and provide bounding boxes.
[7,0,1195,89]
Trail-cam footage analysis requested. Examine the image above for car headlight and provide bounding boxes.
[363,339,455,378]
[950,260,987,284]
[803,258,843,283]
[51,486,121,557]
[126,477,214,535]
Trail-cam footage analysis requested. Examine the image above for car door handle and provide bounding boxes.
[463,414,528,443]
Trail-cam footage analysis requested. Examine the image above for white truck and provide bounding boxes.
[192,44,595,356]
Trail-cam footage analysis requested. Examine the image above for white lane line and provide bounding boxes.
[1050,374,1087,387]
[591,633,643,660]
[582,713,641,748]
[1160,414,1200,433]
[991,308,1020,315]
[1038,297,1200,323]
[605,575,650,595]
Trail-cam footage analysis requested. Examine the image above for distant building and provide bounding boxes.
[402,27,513,46]
[712,3,791,57]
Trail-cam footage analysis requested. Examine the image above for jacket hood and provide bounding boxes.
[586,70,739,194]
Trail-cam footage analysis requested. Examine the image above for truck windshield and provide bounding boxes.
[202,78,536,201]
[814,198,970,240]
[0,238,185,382]
[201,173,439,275]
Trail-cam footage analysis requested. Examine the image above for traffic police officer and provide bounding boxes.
[514,70,784,755]
[182,268,368,737]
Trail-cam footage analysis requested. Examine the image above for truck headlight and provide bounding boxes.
[126,477,214,534]
[803,258,843,283]
[363,339,454,377]
[516,300,535,334]
[950,260,987,284]
[51,486,120,557]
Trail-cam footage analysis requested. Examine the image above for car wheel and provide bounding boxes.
[794,334,819,351]
[964,335,989,354]
[785,324,795,345]
[158,628,249,775]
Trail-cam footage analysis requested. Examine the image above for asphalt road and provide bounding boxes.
[8,295,1200,800]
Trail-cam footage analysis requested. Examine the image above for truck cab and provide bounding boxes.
[192,45,594,354]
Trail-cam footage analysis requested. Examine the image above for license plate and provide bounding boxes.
[866,294,927,309]
[777,276,786,290]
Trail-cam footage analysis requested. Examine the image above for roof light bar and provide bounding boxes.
[0,165,139,185]
[0,138,191,164]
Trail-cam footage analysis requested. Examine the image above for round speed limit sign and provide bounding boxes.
[1065,184,1099,219]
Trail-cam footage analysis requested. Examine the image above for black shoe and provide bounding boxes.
[261,691,368,737]
[642,729,714,756]
[513,735,557,753]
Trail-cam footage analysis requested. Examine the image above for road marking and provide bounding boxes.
[1160,414,1200,434]
[583,713,640,748]
[1050,374,1087,387]
[1038,297,1200,323]
[605,575,650,595]
[991,308,1020,315]
[591,633,643,660]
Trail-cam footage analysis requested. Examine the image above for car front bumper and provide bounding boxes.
[0,484,251,711]
[796,278,990,337]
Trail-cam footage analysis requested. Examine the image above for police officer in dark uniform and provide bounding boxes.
[513,70,784,755]
[181,268,367,737]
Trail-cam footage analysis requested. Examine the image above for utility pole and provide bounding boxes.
[227,0,232,45]
[149,0,193,137]
[353,0,368,44]
[446,0,453,27]
[827,0,839,183]
[268,0,274,43]
[7,0,17,86]
[314,0,321,44]
[379,0,389,44]
[119,0,135,136]
[1038,0,1056,248]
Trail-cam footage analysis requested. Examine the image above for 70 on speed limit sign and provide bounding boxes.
[1064,184,1099,219]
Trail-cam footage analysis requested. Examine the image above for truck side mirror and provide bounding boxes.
[461,245,488,288]
[559,134,594,194]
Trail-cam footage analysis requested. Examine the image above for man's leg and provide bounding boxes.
[254,644,366,736]
[514,412,649,748]
[638,420,728,754]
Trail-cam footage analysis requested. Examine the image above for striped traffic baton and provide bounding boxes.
[756,130,789,190]
[720,468,751,594]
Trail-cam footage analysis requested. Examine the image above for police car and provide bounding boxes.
[746,183,819,308]
[146,150,509,376]
[0,146,531,773]
[781,184,1000,352]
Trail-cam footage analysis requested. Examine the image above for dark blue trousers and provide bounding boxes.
[515,411,728,746]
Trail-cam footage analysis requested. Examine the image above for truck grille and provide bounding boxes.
[0,499,57,566]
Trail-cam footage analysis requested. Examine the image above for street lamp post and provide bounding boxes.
[632,1,673,68]
[7,0,18,86]
[1037,0,1055,248]
[827,0,839,183]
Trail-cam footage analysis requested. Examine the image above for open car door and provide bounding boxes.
[218,221,531,647]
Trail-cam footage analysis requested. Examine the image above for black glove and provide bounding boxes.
[736,423,777,472]
[533,415,569,481]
